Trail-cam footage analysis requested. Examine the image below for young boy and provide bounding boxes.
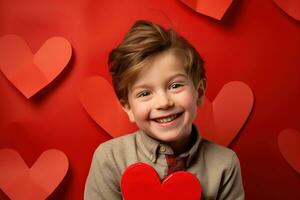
[84,20,244,199]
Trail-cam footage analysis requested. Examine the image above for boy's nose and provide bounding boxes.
[154,92,174,110]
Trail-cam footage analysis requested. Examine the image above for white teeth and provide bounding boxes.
[156,114,177,123]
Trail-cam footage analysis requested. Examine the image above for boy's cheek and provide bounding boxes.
[132,104,151,120]
[175,92,197,108]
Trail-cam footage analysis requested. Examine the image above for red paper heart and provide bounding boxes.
[79,77,253,146]
[78,76,137,137]
[278,129,300,174]
[179,0,234,20]
[121,163,201,200]
[195,81,254,146]
[0,149,69,200]
[0,35,72,98]
[273,0,300,22]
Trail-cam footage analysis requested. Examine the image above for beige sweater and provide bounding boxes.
[84,126,244,200]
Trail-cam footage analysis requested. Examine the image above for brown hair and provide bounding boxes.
[108,20,205,103]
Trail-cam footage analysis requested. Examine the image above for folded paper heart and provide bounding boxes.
[0,149,69,200]
[0,35,72,98]
[273,0,300,22]
[195,81,254,146]
[179,0,234,20]
[278,129,300,174]
[78,76,138,137]
[121,163,201,200]
[79,77,253,146]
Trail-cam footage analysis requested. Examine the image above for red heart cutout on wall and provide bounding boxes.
[278,129,300,174]
[121,163,201,200]
[0,35,72,98]
[195,81,254,146]
[0,149,69,200]
[179,0,234,20]
[78,76,137,137]
[79,77,253,146]
[273,0,300,22]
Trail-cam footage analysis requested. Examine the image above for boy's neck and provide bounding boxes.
[164,127,195,156]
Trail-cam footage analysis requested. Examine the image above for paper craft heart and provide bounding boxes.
[278,129,300,174]
[273,0,300,22]
[0,34,72,98]
[78,76,137,137]
[179,0,234,20]
[121,163,201,200]
[79,77,253,146]
[194,81,254,146]
[0,149,69,200]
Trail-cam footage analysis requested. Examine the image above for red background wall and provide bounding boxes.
[0,0,300,199]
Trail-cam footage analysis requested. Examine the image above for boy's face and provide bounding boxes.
[123,50,202,144]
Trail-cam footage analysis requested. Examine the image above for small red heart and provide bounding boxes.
[273,0,300,22]
[78,76,137,137]
[195,81,254,146]
[179,0,234,20]
[121,163,201,200]
[0,35,72,98]
[278,129,300,174]
[0,149,69,200]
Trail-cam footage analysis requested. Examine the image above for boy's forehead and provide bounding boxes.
[130,70,187,91]
[127,50,188,91]
[132,72,187,86]
[139,51,184,75]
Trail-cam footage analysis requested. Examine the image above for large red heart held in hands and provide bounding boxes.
[278,129,300,174]
[179,0,234,20]
[0,34,72,98]
[121,163,201,200]
[79,77,253,146]
[0,149,69,200]
[273,0,300,22]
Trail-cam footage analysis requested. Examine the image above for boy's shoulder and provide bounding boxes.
[201,139,236,155]
[198,138,239,167]
[93,131,139,156]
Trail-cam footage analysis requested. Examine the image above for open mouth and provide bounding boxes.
[153,112,183,124]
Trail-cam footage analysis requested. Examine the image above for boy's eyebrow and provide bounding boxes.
[131,73,188,91]
[131,84,149,93]
[168,73,188,80]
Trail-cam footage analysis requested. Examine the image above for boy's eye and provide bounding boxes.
[137,90,151,98]
[169,83,183,90]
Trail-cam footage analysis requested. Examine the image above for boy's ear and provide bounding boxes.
[120,100,136,123]
[197,79,206,106]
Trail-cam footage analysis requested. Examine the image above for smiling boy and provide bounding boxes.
[84,20,244,199]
